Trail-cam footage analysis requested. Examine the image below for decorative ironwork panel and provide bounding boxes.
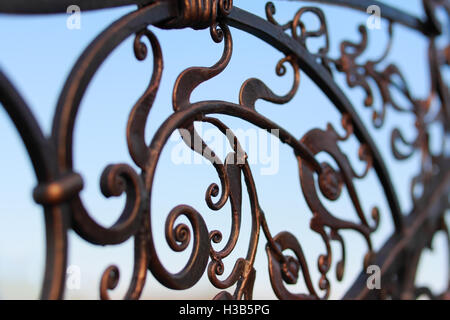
[0,0,448,300]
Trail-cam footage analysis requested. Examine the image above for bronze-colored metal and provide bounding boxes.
[0,0,448,300]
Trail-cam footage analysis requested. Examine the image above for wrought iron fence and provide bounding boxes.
[0,0,448,300]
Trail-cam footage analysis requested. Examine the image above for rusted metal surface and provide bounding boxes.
[0,0,448,300]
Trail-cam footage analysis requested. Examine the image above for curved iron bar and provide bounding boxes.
[226,6,404,232]
[0,71,74,299]
[0,0,150,14]
[284,0,441,35]
[51,1,173,245]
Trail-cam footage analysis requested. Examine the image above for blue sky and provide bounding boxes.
[0,0,448,299]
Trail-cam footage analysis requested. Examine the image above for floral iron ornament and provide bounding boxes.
[0,0,448,300]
